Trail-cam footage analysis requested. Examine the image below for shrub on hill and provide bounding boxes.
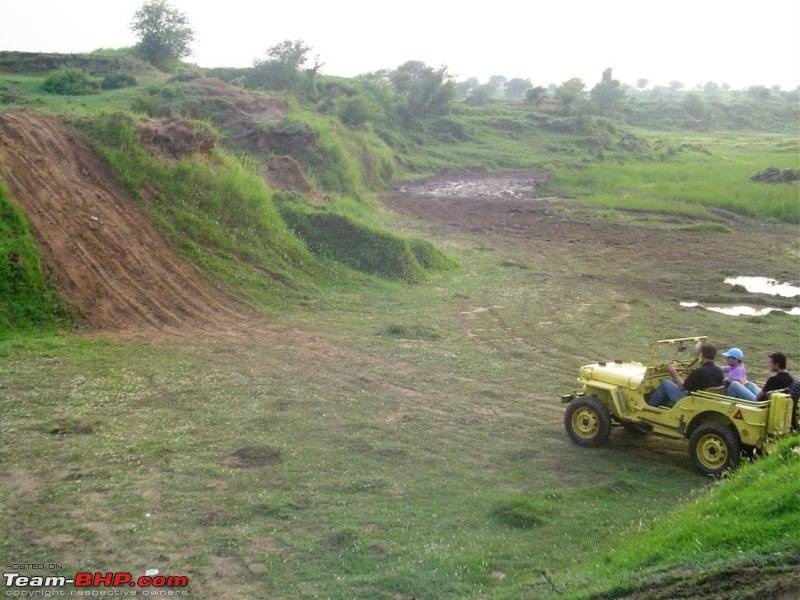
[101,72,137,90]
[42,67,99,95]
[278,200,455,282]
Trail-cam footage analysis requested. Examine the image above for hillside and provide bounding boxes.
[0,110,251,334]
[0,68,459,334]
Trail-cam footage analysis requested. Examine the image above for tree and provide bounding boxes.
[589,68,625,116]
[455,77,479,100]
[464,85,493,106]
[249,39,320,96]
[390,61,455,122]
[746,85,771,100]
[505,78,532,100]
[487,75,508,97]
[682,93,707,119]
[130,0,194,69]
[636,78,648,90]
[524,86,547,106]
[555,78,586,114]
[266,39,311,70]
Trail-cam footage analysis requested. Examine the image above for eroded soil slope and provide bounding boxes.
[0,110,250,334]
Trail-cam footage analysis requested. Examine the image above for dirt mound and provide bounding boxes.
[589,557,800,600]
[263,156,318,197]
[138,117,216,160]
[0,110,253,335]
[172,77,322,194]
[184,77,288,124]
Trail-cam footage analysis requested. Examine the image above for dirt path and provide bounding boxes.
[0,110,256,336]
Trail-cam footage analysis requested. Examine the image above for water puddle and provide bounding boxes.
[681,276,800,316]
[398,174,545,200]
[680,302,800,316]
[724,276,800,298]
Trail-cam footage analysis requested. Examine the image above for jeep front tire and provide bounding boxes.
[564,396,612,447]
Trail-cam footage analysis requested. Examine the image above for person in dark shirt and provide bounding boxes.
[646,343,724,408]
[728,351,794,401]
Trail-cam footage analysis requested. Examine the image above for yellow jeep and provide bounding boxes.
[561,337,798,476]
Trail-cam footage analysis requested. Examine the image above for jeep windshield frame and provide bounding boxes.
[647,337,706,370]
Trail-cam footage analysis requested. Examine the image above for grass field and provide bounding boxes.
[2,193,798,597]
[550,131,800,222]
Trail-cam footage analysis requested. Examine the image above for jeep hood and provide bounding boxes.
[579,361,646,390]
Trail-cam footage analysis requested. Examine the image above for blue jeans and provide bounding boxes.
[646,380,687,408]
[727,381,761,401]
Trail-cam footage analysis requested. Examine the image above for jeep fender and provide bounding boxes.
[582,382,628,417]
[686,411,739,441]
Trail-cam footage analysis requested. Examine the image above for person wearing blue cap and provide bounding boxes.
[723,347,759,400]
[729,351,794,402]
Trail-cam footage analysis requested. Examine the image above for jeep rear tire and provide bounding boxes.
[564,396,611,447]
[689,422,741,476]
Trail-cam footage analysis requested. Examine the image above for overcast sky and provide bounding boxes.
[2,0,799,90]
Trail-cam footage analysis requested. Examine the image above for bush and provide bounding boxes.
[42,67,99,95]
[0,182,67,333]
[279,202,454,282]
[101,72,137,90]
[336,95,381,127]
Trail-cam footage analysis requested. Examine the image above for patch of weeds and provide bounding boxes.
[341,478,387,494]
[678,222,733,233]
[382,324,442,340]
[323,528,359,550]
[259,497,309,519]
[499,259,529,269]
[41,417,98,435]
[605,479,636,494]
[491,495,545,528]
[224,445,282,468]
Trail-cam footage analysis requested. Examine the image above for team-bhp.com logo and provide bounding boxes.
[4,570,189,596]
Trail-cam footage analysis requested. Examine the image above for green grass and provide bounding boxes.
[0,70,165,115]
[0,182,68,334]
[551,132,800,223]
[538,435,800,599]
[1,229,796,597]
